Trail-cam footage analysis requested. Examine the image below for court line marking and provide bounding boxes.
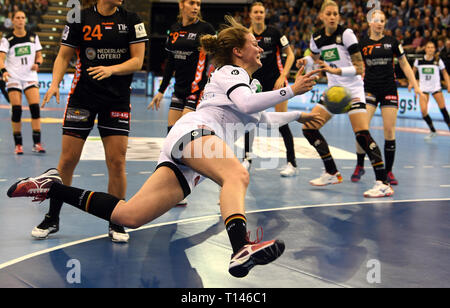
[1,197,449,271]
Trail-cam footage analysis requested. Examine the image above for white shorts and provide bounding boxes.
[156,111,221,197]
[6,77,39,93]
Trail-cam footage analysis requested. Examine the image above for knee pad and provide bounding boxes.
[355,130,383,163]
[355,130,374,151]
[29,103,40,119]
[303,129,321,146]
[303,129,330,156]
[11,105,22,123]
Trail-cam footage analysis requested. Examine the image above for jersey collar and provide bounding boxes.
[93,4,120,16]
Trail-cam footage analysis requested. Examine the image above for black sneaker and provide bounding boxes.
[31,214,59,239]
[109,223,129,243]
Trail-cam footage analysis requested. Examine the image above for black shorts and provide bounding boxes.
[169,92,197,111]
[365,86,399,108]
[62,96,131,140]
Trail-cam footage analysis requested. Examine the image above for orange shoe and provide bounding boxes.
[15,145,24,155]
[32,143,46,153]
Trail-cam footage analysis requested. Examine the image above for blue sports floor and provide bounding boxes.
[0,94,448,288]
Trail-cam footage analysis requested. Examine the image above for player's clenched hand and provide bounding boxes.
[41,84,60,108]
[87,66,113,80]
[2,71,10,82]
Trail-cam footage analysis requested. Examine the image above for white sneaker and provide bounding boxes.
[108,224,130,243]
[31,214,59,239]
[309,172,343,186]
[424,132,437,140]
[363,181,394,198]
[242,158,252,172]
[280,162,298,177]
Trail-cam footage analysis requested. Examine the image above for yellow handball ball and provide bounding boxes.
[323,86,353,114]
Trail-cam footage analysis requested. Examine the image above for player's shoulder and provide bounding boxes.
[2,31,14,40]
[197,20,215,33]
[265,25,281,35]
[214,65,250,82]
[169,21,183,32]
[312,27,325,41]
[358,34,370,45]
[382,35,398,44]
[341,26,356,38]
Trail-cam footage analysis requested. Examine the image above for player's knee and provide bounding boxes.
[58,155,80,173]
[106,156,126,173]
[232,167,250,188]
[29,103,40,119]
[11,105,22,123]
[384,127,395,140]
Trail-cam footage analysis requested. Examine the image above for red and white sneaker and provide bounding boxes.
[351,166,365,182]
[14,145,23,155]
[32,143,46,153]
[386,171,398,185]
[7,168,61,203]
[228,228,285,278]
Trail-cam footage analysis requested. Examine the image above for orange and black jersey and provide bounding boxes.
[252,25,290,86]
[61,5,148,104]
[159,20,215,99]
[359,35,405,90]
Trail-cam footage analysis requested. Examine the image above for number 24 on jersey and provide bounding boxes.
[83,25,103,41]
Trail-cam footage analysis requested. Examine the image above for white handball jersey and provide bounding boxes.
[0,32,42,81]
[198,65,264,122]
[413,57,446,93]
[310,25,363,89]
[197,64,300,127]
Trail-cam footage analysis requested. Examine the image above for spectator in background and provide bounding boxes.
[411,30,424,51]
[397,0,408,20]
[437,39,445,53]
[432,16,443,32]
[422,16,433,32]
[3,11,12,30]
[395,28,404,44]
[403,30,415,52]
[441,7,449,26]
[431,29,440,46]
[416,29,431,53]
[404,0,416,21]
[410,19,424,37]
[438,29,448,42]
[386,9,399,31]
[406,18,416,33]
[397,19,406,34]
[441,39,450,70]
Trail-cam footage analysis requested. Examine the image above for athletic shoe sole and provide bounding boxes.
[228,239,285,278]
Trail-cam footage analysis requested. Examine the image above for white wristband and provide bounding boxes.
[340,66,357,76]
